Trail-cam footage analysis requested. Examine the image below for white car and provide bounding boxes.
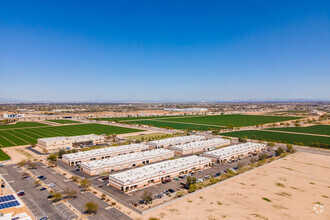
[48,183,56,187]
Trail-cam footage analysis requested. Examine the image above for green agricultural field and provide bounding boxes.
[0,149,10,161]
[157,114,301,127]
[127,120,222,131]
[47,119,82,124]
[0,122,48,130]
[93,115,197,122]
[267,125,330,136]
[221,130,330,146]
[0,123,143,148]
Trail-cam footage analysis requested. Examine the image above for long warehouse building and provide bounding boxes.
[148,135,205,149]
[37,134,105,152]
[108,155,212,192]
[62,143,149,165]
[81,149,174,175]
[203,143,266,163]
[169,138,230,155]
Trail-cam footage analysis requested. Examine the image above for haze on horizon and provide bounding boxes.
[0,0,329,102]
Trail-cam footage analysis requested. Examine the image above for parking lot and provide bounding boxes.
[53,203,78,220]
[64,148,275,208]
[0,165,63,220]
[0,162,132,220]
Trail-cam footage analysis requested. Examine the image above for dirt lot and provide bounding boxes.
[143,152,330,220]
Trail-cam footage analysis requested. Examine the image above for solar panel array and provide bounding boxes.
[0,195,20,210]
[0,195,15,202]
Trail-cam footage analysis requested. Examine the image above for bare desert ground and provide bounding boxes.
[143,152,330,220]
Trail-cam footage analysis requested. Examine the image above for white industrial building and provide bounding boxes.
[203,143,266,163]
[81,149,174,175]
[62,143,149,165]
[148,135,205,149]
[2,113,25,118]
[169,138,230,155]
[37,134,105,152]
[108,155,212,192]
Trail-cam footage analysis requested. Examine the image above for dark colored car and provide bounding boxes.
[37,175,47,180]
[168,189,175,193]
[40,187,47,191]
[102,176,109,181]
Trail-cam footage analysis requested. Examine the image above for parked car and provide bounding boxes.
[168,189,175,193]
[40,217,48,220]
[37,175,47,180]
[40,187,47,191]
[47,195,53,199]
[48,183,56,187]
[17,191,25,196]
[139,200,147,204]
[204,175,211,179]
[197,178,204,183]
[162,179,171,184]
[102,176,109,181]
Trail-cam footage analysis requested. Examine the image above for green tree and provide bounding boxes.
[186,176,197,187]
[84,202,98,214]
[34,180,41,187]
[80,178,91,190]
[268,142,275,147]
[51,192,62,202]
[258,153,267,161]
[141,191,153,204]
[275,147,284,156]
[47,154,57,161]
[58,149,66,158]
[188,184,198,193]
[286,144,293,152]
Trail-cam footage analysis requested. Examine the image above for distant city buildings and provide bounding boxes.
[164,108,208,112]
[2,113,25,118]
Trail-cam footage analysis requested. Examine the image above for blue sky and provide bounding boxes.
[0,0,329,102]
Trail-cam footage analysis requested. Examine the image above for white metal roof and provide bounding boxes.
[62,143,148,160]
[148,135,205,146]
[170,138,229,151]
[109,155,211,185]
[38,134,102,142]
[203,143,266,158]
[81,149,174,170]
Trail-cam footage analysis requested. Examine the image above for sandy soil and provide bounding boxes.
[2,146,29,165]
[318,120,330,125]
[2,146,43,165]
[143,152,330,220]
[242,111,274,115]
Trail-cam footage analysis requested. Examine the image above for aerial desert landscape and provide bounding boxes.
[143,152,330,220]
